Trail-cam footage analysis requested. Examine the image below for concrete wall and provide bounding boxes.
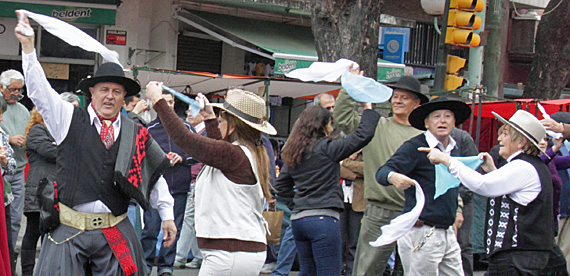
[108,0,179,69]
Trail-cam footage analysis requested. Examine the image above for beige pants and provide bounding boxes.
[398,225,464,276]
[557,217,570,272]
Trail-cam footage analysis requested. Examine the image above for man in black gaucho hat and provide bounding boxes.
[15,11,176,276]
[376,96,472,276]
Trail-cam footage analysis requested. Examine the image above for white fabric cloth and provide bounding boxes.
[537,103,563,139]
[194,144,266,243]
[448,150,541,206]
[369,180,424,247]
[285,59,357,82]
[199,249,265,276]
[22,10,121,67]
[22,50,174,221]
[342,180,353,204]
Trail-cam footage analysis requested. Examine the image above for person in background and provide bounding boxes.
[334,74,429,276]
[124,94,148,126]
[174,108,206,269]
[275,103,379,276]
[450,127,479,276]
[142,91,195,276]
[0,95,17,275]
[534,135,569,275]
[430,110,554,275]
[20,94,79,276]
[314,93,335,113]
[0,69,30,254]
[147,84,276,275]
[339,149,364,276]
[544,111,570,272]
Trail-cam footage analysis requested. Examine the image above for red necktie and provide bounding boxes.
[96,112,118,149]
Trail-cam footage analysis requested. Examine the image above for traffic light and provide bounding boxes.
[445,55,466,90]
[446,0,484,47]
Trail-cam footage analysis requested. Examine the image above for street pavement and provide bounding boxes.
[155,268,485,276]
[14,215,486,276]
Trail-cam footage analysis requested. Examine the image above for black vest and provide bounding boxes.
[485,153,553,256]
[56,108,130,216]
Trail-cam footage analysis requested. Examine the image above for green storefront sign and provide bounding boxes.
[0,1,116,25]
[275,57,404,82]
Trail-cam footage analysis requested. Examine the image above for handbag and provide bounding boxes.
[36,178,60,234]
[262,207,283,244]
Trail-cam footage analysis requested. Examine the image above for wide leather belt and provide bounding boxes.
[59,203,127,231]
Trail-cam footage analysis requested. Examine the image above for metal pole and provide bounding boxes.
[468,4,486,86]
[433,0,451,90]
[264,79,271,122]
[475,88,483,147]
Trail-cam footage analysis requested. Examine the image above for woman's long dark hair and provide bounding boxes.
[282,106,331,167]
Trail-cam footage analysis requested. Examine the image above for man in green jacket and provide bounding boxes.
[334,76,427,276]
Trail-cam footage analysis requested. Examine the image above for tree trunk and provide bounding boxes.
[310,0,384,79]
[522,0,570,99]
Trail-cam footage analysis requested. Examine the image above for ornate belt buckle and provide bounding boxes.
[91,216,104,228]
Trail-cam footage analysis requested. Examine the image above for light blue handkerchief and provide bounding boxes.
[340,71,393,103]
[434,156,483,199]
[162,85,204,117]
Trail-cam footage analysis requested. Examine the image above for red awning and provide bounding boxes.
[468,99,570,119]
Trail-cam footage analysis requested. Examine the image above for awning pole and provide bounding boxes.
[174,13,275,61]
[475,88,483,148]
[264,79,270,122]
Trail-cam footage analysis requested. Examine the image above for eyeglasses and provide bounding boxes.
[325,106,334,110]
[4,86,24,101]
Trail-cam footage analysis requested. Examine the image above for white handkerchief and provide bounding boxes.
[369,180,424,247]
[285,59,357,82]
[22,10,121,67]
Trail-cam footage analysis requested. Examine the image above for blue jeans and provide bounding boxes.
[141,193,187,274]
[6,170,25,248]
[271,225,297,276]
[175,184,202,263]
[291,215,342,276]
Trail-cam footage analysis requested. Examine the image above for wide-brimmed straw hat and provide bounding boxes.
[492,110,546,155]
[78,62,140,97]
[389,76,429,104]
[409,96,471,130]
[210,89,277,135]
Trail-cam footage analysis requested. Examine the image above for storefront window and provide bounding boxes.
[39,28,97,60]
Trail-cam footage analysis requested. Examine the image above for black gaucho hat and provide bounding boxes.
[78,62,140,97]
[408,96,472,130]
[389,76,429,104]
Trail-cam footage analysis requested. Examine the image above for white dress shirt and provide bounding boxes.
[425,130,456,155]
[448,150,541,206]
[22,50,174,221]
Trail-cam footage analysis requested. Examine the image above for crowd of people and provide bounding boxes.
[0,9,568,276]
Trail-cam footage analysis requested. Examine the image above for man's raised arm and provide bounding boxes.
[16,10,74,145]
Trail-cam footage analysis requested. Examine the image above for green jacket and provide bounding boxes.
[334,89,422,211]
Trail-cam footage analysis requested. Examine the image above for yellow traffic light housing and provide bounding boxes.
[446,0,484,47]
[445,55,466,90]
[448,10,482,29]
[450,0,485,12]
